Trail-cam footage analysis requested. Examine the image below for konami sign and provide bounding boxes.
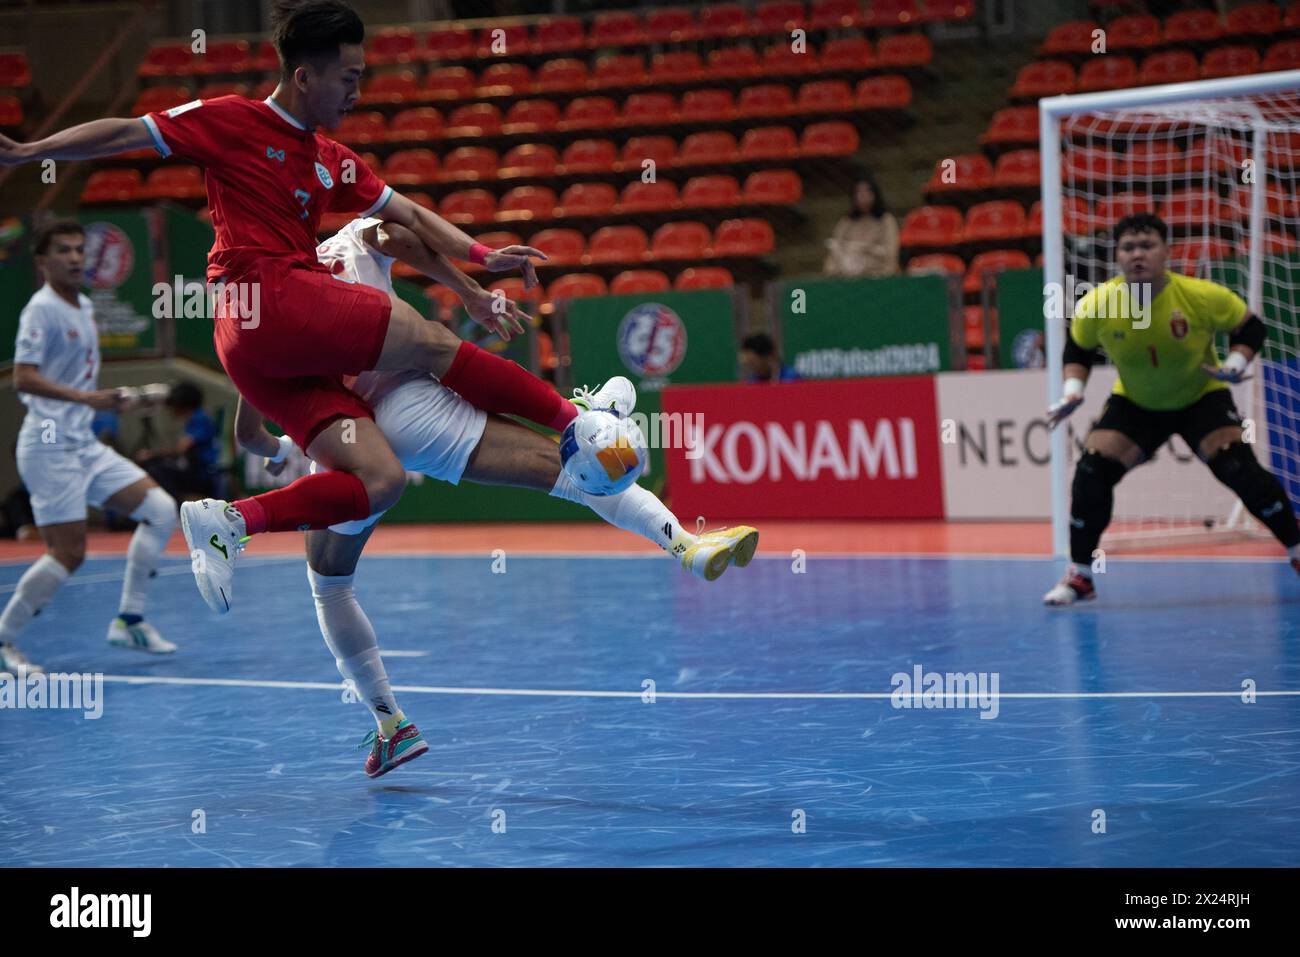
[661,377,944,519]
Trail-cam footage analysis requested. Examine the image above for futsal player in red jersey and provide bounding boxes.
[0,0,592,614]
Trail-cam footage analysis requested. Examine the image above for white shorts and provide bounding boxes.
[312,371,487,535]
[17,440,148,527]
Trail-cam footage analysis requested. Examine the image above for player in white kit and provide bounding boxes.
[0,220,179,674]
[235,216,759,776]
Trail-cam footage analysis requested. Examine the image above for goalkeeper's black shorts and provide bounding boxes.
[1091,389,1243,461]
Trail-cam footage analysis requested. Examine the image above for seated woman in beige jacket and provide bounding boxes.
[823,176,900,278]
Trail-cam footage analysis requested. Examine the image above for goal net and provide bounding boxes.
[1041,71,1300,554]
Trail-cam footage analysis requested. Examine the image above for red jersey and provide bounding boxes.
[142,95,393,283]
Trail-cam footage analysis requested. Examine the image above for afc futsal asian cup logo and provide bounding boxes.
[617,303,687,380]
[81,222,133,290]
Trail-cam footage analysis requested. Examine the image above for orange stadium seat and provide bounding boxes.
[963,250,1031,295]
[1266,232,1299,254]
[427,284,466,322]
[1095,191,1155,226]
[799,121,858,157]
[620,180,680,213]
[981,107,1039,146]
[993,150,1041,188]
[743,125,800,160]
[1162,10,1223,44]
[650,51,705,84]
[334,111,386,145]
[557,182,617,216]
[141,165,204,201]
[964,306,988,349]
[1026,198,1097,236]
[0,52,32,88]
[139,43,196,78]
[475,232,528,255]
[438,146,498,183]
[1288,3,1300,28]
[499,143,558,179]
[548,273,609,302]
[1263,41,1300,72]
[680,88,736,123]
[1139,51,1199,86]
[675,266,735,289]
[368,27,417,66]
[651,221,712,259]
[610,270,671,295]
[502,100,560,135]
[388,107,443,142]
[532,17,586,55]
[1161,189,1235,229]
[738,84,795,118]
[533,58,588,93]
[1108,15,1161,50]
[713,217,776,255]
[477,62,532,97]
[706,46,761,79]
[754,1,806,34]
[485,277,540,307]
[382,149,440,185]
[252,41,279,71]
[422,67,476,101]
[811,0,863,30]
[560,139,618,174]
[1063,146,1120,183]
[622,135,678,170]
[856,75,912,108]
[132,86,191,115]
[900,206,963,247]
[0,95,22,127]
[195,82,249,99]
[1169,238,1234,271]
[906,253,966,277]
[424,27,474,61]
[820,37,877,71]
[1078,56,1138,92]
[1121,142,1185,178]
[476,24,529,58]
[646,8,699,43]
[877,34,932,68]
[924,0,975,21]
[1010,60,1075,99]
[1040,20,1100,56]
[196,40,251,75]
[795,79,853,113]
[445,103,501,137]
[530,228,585,265]
[762,43,817,76]
[863,0,920,28]
[561,96,618,130]
[496,185,557,222]
[743,169,802,204]
[965,201,1027,243]
[590,11,647,47]
[592,54,647,88]
[81,169,142,204]
[1201,46,1261,78]
[678,131,738,166]
[587,225,649,264]
[925,153,994,193]
[681,174,742,207]
[360,71,417,105]
[697,4,750,39]
[439,189,497,224]
[1225,2,1282,36]
[622,92,679,126]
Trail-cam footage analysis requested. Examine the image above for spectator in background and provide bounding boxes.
[740,333,801,384]
[823,174,900,278]
[135,381,219,501]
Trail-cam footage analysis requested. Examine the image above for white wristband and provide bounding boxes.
[1062,377,1085,399]
[267,434,294,464]
[1222,351,1249,375]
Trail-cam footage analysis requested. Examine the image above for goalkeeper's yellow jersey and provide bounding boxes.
[1070,271,1248,411]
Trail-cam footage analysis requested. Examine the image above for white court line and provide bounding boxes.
[93,674,1300,700]
[0,557,299,592]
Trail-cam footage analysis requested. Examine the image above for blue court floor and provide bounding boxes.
[1,551,1298,867]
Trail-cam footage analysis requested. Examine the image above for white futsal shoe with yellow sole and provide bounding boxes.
[180,499,248,615]
[681,526,760,581]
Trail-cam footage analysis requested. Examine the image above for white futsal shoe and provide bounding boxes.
[180,499,248,615]
[572,376,636,418]
[681,526,760,581]
[0,642,42,675]
[1042,566,1098,606]
[107,617,177,654]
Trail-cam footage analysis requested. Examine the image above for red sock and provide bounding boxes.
[233,471,371,534]
[440,340,575,432]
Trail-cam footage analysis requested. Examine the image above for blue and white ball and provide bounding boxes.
[559,409,648,496]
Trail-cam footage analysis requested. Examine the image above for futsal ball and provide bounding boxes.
[559,409,648,496]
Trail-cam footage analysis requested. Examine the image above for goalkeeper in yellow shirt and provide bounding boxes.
[1044,212,1300,605]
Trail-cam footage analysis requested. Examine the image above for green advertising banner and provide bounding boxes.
[165,205,220,368]
[566,289,739,498]
[777,274,952,377]
[0,218,35,365]
[77,209,158,355]
[996,268,1046,370]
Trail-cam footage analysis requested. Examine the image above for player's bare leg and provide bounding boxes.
[101,477,178,654]
[1198,424,1300,572]
[0,520,85,674]
[1044,429,1143,606]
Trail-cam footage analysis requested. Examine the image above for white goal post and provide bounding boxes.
[1040,70,1300,557]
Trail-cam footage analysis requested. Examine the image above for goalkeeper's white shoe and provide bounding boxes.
[681,526,760,581]
[107,617,177,654]
[180,499,247,616]
[1043,567,1097,606]
[572,376,636,418]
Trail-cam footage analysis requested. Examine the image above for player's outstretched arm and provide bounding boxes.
[1203,313,1265,383]
[1046,334,1101,429]
[13,363,124,410]
[234,396,293,475]
[0,118,154,165]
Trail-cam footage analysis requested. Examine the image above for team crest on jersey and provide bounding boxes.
[1170,310,1189,339]
[617,303,687,377]
[265,146,285,163]
[315,162,334,189]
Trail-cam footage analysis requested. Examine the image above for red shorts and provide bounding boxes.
[214,260,393,450]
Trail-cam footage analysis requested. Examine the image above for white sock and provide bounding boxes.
[307,567,399,730]
[119,487,177,617]
[0,554,71,645]
[549,471,697,556]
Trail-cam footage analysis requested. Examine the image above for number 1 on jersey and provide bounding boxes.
[1147,345,1159,367]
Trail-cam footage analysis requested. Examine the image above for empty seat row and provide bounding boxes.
[1040,5,1300,56]
[0,51,30,88]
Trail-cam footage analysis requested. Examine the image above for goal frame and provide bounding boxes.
[1040,70,1300,558]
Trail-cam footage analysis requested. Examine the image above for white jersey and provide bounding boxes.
[13,284,100,450]
[315,217,426,404]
